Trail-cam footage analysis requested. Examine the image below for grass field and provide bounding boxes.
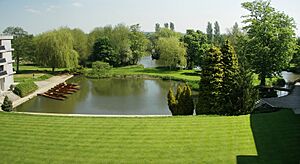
[0,109,299,163]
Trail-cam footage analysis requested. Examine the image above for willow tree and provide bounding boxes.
[35,29,78,72]
[242,0,297,86]
[156,37,186,69]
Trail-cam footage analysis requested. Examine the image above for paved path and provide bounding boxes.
[263,83,300,114]
[12,74,73,108]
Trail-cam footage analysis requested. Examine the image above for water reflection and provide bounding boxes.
[16,77,177,115]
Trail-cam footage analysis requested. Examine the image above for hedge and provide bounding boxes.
[13,81,38,97]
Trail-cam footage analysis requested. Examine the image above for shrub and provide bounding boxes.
[1,96,13,112]
[86,61,112,78]
[167,84,194,115]
[13,81,38,97]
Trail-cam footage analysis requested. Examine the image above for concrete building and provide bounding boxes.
[0,35,15,92]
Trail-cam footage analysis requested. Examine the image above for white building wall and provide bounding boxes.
[0,35,15,92]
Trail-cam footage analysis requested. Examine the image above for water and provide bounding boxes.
[16,77,178,115]
[138,56,159,68]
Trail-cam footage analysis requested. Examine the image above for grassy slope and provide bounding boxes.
[0,109,299,163]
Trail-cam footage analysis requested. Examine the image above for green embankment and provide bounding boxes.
[0,109,299,163]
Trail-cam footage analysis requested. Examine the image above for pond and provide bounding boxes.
[16,77,179,115]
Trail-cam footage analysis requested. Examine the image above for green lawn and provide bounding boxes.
[0,109,299,163]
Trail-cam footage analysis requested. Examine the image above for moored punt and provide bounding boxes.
[38,82,80,100]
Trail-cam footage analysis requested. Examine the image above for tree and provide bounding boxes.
[164,23,169,29]
[167,88,176,114]
[206,22,213,44]
[290,38,300,68]
[34,29,78,72]
[90,37,114,64]
[155,23,160,32]
[220,40,240,114]
[196,46,224,114]
[156,37,186,69]
[183,29,209,69]
[2,27,34,73]
[170,22,175,31]
[167,84,194,115]
[129,24,149,65]
[150,27,180,60]
[214,21,221,45]
[242,0,297,86]
[1,96,13,112]
[70,28,89,66]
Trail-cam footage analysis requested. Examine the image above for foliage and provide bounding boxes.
[150,27,181,60]
[87,61,112,78]
[197,46,224,114]
[3,26,35,73]
[183,29,209,69]
[167,84,194,115]
[13,81,38,97]
[90,37,114,64]
[70,28,89,66]
[206,22,213,44]
[129,24,149,65]
[170,22,175,31]
[34,28,79,72]
[197,41,258,115]
[156,37,186,69]
[213,21,221,45]
[1,96,13,112]
[88,24,148,67]
[242,0,297,86]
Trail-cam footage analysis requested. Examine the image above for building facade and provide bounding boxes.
[0,35,15,92]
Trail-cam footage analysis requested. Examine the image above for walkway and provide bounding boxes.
[12,74,73,108]
[262,83,300,114]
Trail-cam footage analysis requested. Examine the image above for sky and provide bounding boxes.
[0,0,300,36]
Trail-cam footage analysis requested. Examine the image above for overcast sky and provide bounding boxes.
[0,0,299,36]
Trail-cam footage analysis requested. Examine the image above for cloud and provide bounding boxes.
[72,2,83,7]
[46,5,60,12]
[24,6,41,14]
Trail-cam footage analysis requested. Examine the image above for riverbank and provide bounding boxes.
[7,74,73,108]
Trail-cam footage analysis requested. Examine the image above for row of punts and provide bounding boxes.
[38,83,80,100]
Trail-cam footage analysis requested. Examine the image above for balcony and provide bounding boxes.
[0,70,7,77]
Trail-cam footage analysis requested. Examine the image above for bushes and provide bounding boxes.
[1,96,13,112]
[13,81,38,97]
[86,61,112,78]
[167,84,194,115]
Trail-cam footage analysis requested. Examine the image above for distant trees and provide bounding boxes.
[70,28,89,66]
[2,26,35,73]
[129,24,149,65]
[206,22,213,44]
[88,24,148,67]
[170,22,175,31]
[183,29,209,69]
[91,37,114,64]
[167,84,194,115]
[34,28,78,72]
[242,0,297,86]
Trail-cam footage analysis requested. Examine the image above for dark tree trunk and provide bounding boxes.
[52,67,55,73]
